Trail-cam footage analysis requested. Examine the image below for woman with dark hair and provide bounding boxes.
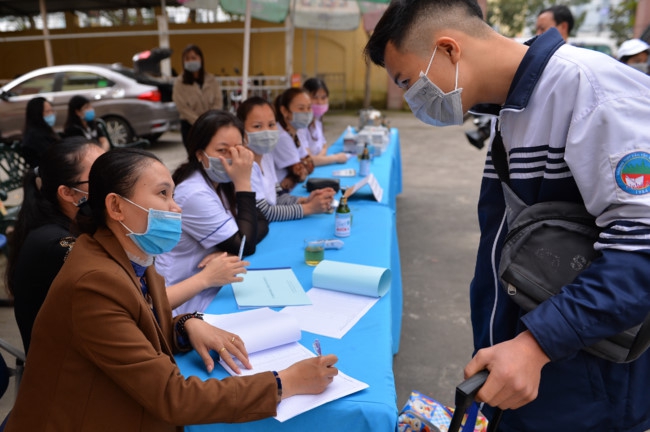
[7,140,105,352]
[20,96,61,166]
[271,87,316,191]
[172,44,223,148]
[63,94,110,151]
[156,110,268,315]
[4,148,338,431]
[8,140,245,354]
[302,77,348,166]
[236,96,334,221]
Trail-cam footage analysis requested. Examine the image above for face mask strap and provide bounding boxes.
[119,220,136,235]
[71,187,88,207]
[72,187,88,196]
[424,46,438,76]
[454,61,459,91]
[119,195,149,214]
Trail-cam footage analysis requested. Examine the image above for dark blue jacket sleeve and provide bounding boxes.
[521,248,650,361]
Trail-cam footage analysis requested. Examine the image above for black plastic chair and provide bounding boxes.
[0,338,25,431]
[0,141,28,241]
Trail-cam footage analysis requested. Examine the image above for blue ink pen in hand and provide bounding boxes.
[238,235,246,260]
[312,339,322,356]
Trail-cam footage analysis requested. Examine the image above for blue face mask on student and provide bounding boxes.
[84,108,95,122]
[119,196,182,256]
[44,113,56,127]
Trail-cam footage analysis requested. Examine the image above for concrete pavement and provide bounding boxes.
[0,110,488,420]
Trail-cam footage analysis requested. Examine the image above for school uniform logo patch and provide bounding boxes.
[615,152,650,195]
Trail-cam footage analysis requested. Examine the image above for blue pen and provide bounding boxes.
[238,235,246,260]
[312,339,322,356]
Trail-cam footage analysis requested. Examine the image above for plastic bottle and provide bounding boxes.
[343,126,356,153]
[359,143,371,177]
[334,196,351,238]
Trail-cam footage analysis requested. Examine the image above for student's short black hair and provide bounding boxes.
[364,0,484,67]
[539,5,574,34]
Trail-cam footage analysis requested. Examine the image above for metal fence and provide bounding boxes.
[215,75,288,113]
[214,72,347,112]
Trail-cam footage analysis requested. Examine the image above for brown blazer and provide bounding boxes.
[5,227,278,432]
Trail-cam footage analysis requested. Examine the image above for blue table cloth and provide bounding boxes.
[175,128,403,432]
[303,128,402,211]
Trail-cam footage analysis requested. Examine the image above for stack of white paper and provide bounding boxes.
[203,308,368,422]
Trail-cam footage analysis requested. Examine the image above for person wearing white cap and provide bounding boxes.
[618,39,650,73]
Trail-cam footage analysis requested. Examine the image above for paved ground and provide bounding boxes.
[0,110,488,420]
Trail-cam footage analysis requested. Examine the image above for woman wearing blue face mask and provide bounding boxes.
[20,96,62,167]
[156,110,269,315]
[63,95,110,151]
[271,87,316,192]
[237,96,335,221]
[172,44,223,149]
[7,140,105,353]
[4,147,339,431]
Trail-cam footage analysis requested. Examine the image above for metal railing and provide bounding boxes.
[214,73,347,112]
[215,75,288,112]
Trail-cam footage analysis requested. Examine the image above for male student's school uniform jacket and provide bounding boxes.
[470,28,650,431]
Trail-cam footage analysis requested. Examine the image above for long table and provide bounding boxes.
[175,128,402,431]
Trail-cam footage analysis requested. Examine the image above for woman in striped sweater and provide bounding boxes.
[236,96,334,222]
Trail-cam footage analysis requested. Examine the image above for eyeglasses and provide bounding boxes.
[71,180,89,186]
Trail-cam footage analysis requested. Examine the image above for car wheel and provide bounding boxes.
[103,116,135,147]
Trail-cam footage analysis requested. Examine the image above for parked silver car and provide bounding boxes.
[0,64,179,146]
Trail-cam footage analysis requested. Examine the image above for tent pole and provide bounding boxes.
[314,29,319,76]
[39,0,53,66]
[285,0,297,85]
[242,0,252,99]
[158,0,172,77]
[301,29,306,77]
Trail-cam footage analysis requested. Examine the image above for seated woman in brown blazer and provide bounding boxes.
[5,148,338,432]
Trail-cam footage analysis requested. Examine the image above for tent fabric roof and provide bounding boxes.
[0,0,179,17]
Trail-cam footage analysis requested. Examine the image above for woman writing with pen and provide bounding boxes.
[156,110,269,315]
[5,147,338,432]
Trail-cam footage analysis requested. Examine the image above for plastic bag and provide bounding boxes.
[398,390,488,432]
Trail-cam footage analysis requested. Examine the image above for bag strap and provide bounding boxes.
[490,122,529,224]
[490,122,510,186]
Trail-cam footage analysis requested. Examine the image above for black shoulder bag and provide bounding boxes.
[492,128,650,363]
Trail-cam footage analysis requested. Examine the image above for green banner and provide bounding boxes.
[220,0,291,23]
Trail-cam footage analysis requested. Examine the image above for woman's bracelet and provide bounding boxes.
[176,311,204,344]
[272,371,283,399]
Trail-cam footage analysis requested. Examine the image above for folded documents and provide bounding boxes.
[281,261,391,338]
[204,308,368,422]
[312,260,391,298]
[231,267,311,308]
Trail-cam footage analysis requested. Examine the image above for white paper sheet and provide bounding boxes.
[219,342,368,422]
[203,308,301,353]
[280,288,380,339]
[205,308,369,422]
